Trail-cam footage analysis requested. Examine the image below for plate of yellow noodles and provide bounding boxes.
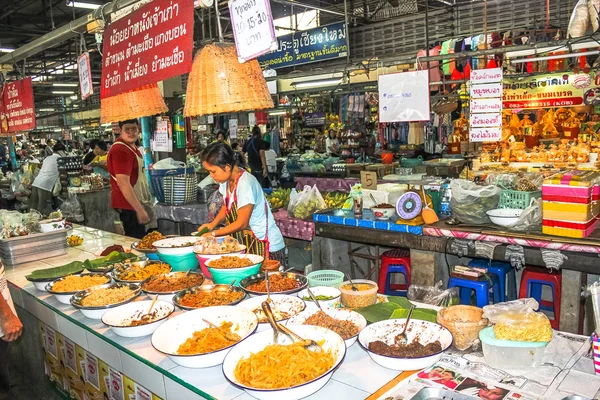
[222,325,346,400]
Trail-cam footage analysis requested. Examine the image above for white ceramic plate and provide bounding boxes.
[151,306,258,368]
[237,294,306,332]
[222,325,346,400]
[102,300,174,338]
[153,237,198,255]
[358,319,453,370]
[287,307,367,347]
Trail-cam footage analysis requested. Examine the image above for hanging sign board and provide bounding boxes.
[228,0,277,62]
[470,68,503,84]
[0,77,36,134]
[470,127,502,142]
[378,70,430,123]
[503,73,590,109]
[229,119,238,139]
[470,98,502,113]
[258,23,348,69]
[304,112,326,126]
[100,0,194,99]
[78,52,93,100]
[152,120,170,152]
[470,82,503,99]
[470,113,502,128]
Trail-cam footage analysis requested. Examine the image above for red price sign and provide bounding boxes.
[0,77,36,134]
[100,0,194,99]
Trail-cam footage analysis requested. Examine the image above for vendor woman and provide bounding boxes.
[198,142,286,266]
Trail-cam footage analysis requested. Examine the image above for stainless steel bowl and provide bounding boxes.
[70,282,141,310]
[131,241,158,254]
[172,284,246,310]
[46,272,112,295]
[140,271,205,295]
[112,260,171,284]
[239,271,308,297]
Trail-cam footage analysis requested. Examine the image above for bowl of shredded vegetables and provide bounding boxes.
[239,271,307,297]
[46,273,112,304]
[112,261,171,283]
[296,287,341,308]
[222,324,346,400]
[141,271,205,303]
[172,284,246,310]
[206,254,264,286]
[151,306,258,368]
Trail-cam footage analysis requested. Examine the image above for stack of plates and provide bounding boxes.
[0,228,70,266]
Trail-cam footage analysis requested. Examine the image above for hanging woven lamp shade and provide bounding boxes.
[184,43,274,117]
[101,83,168,123]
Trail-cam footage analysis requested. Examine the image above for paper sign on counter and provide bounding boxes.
[470,127,502,142]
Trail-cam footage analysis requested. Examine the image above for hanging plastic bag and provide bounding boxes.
[451,179,500,225]
[287,185,326,220]
[61,192,84,223]
[151,158,186,170]
[567,0,590,38]
[407,280,459,307]
[206,190,224,223]
[509,198,542,231]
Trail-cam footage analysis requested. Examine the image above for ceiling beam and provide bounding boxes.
[0,0,42,21]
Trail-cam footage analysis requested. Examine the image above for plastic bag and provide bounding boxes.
[61,192,84,223]
[152,158,186,170]
[407,281,459,307]
[206,190,223,223]
[450,179,500,225]
[509,198,542,231]
[567,0,589,38]
[287,185,326,220]
[482,299,552,342]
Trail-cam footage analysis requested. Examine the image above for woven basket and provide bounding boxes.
[184,43,274,117]
[101,84,168,123]
[437,305,489,350]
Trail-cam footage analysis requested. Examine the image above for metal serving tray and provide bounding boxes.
[0,227,71,246]
[2,247,68,267]
[0,235,67,253]
[412,388,477,400]
[0,241,67,257]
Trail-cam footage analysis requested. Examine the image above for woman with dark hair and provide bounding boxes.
[197,142,286,266]
[242,125,268,188]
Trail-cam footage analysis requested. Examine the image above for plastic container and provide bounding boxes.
[499,190,541,210]
[437,305,488,350]
[479,327,547,372]
[339,279,378,308]
[156,252,199,272]
[307,270,345,288]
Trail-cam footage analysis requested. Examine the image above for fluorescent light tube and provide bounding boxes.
[52,91,74,94]
[292,78,341,89]
[52,83,78,87]
[66,1,101,9]
[39,108,56,112]
[0,48,13,53]
[269,110,288,116]
[510,50,600,64]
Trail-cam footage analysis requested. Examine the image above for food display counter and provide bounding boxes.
[4,226,399,400]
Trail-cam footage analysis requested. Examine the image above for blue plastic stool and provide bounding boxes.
[448,273,501,307]
[468,259,517,302]
[382,264,410,296]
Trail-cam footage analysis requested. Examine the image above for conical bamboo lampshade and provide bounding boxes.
[101,83,168,123]
[184,43,274,117]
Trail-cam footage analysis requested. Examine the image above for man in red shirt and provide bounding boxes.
[107,119,151,238]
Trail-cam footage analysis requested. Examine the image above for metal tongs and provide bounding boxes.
[261,301,321,352]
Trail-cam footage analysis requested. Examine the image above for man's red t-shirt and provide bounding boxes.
[107,138,141,210]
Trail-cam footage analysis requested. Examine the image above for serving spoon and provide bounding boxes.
[396,305,415,345]
[344,273,359,291]
[306,288,323,311]
[261,301,320,352]
[202,318,240,342]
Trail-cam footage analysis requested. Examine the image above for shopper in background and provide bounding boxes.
[44,139,55,158]
[242,126,269,188]
[30,142,66,216]
[198,142,286,266]
[90,141,109,179]
[107,119,155,239]
[326,130,340,155]
[264,142,278,187]
[0,262,22,399]
[83,138,99,165]
[264,123,272,144]
[213,130,228,144]
[269,123,281,156]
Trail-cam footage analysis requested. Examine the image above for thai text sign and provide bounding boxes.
[0,77,36,134]
[100,0,193,99]
[502,73,586,109]
[305,112,326,126]
[229,0,277,62]
[470,68,503,84]
[470,127,502,142]
[78,52,93,100]
[470,98,502,113]
[470,82,503,99]
[470,113,502,127]
[258,23,348,69]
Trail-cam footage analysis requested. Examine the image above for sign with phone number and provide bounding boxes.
[469,127,502,143]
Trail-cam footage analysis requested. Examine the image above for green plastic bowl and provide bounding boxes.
[157,252,199,272]
[206,254,264,286]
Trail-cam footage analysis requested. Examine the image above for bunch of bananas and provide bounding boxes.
[67,235,83,246]
[324,191,349,209]
[267,188,292,211]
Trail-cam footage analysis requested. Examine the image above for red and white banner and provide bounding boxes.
[100,0,194,99]
[0,77,36,134]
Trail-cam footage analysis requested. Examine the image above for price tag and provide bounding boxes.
[77,52,93,100]
[229,119,238,139]
[360,171,378,190]
[228,0,277,62]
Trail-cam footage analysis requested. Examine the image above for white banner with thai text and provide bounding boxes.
[378,70,430,122]
[229,0,277,62]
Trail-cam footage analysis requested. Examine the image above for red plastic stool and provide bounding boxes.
[378,249,411,295]
[519,267,561,330]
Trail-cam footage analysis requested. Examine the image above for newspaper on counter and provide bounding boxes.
[375,331,599,400]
